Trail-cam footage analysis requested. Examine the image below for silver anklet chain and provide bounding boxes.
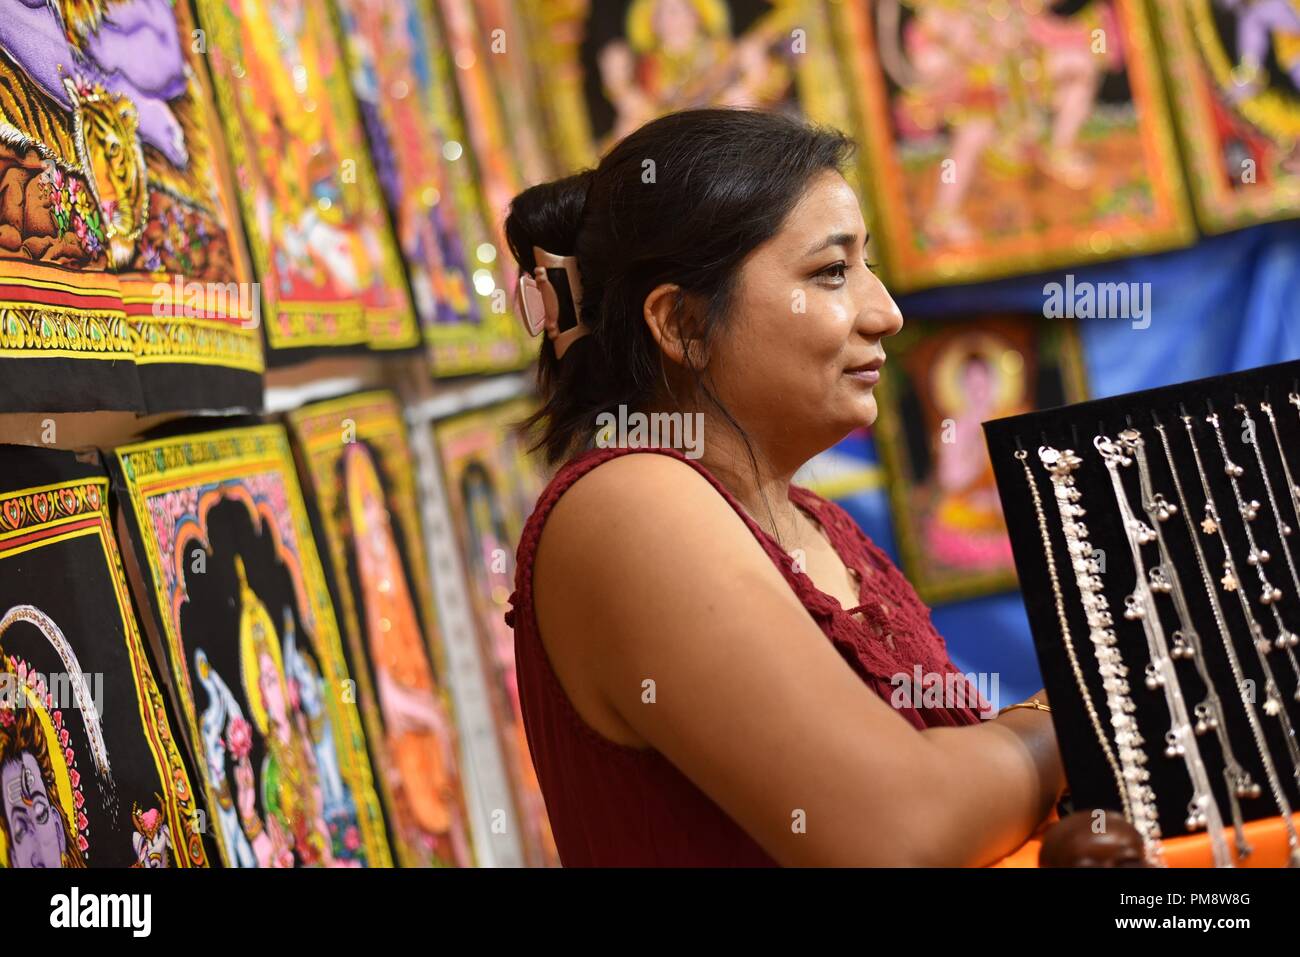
[1015,448,1132,821]
[1206,411,1300,684]
[1097,433,1229,867]
[1186,414,1300,791]
[1040,445,1164,864]
[1123,427,1253,862]
[1156,418,1300,867]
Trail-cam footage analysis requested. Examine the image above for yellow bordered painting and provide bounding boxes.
[0,447,207,867]
[1152,0,1300,232]
[527,0,856,173]
[287,391,476,867]
[331,0,530,376]
[192,0,419,360]
[0,0,262,412]
[111,424,392,867]
[831,0,1195,292]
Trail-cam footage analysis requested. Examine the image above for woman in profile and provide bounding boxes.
[505,108,1062,866]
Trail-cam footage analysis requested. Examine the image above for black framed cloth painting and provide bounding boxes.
[110,424,393,867]
[0,444,207,868]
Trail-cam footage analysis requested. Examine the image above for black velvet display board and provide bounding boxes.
[985,358,1300,841]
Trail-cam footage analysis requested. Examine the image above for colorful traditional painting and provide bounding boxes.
[0,0,261,413]
[434,399,556,867]
[1154,0,1300,232]
[0,445,207,868]
[871,314,1087,604]
[435,0,523,237]
[111,424,392,867]
[476,0,559,189]
[193,0,418,361]
[832,0,1194,291]
[529,0,853,172]
[288,392,475,867]
[331,0,528,375]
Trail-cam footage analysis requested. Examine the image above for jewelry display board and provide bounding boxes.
[985,358,1300,866]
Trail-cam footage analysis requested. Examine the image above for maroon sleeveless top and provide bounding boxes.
[506,447,985,866]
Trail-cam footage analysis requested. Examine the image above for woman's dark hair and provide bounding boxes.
[506,107,856,466]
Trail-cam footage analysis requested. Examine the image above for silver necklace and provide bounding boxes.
[1096,433,1230,866]
[1121,426,1253,860]
[1156,416,1300,866]
[1186,413,1300,789]
[1205,410,1300,684]
[1039,445,1164,863]
[1015,448,1132,820]
[1257,398,1300,696]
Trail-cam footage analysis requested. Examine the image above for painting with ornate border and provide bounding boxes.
[111,424,393,867]
[433,398,557,867]
[1152,0,1300,233]
[871,314,1088,604]
[287,391,476,867]
[477,0,560,189]
[0,0,262,412]
[192,0,419,362]
[0,445,208,868]
[330,0,529,376]
[527,0,855,173]
[831,0,1195,292]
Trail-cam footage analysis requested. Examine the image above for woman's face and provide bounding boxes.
[705,170,903,464]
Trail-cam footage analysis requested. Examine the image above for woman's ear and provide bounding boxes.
[643,283,707,368]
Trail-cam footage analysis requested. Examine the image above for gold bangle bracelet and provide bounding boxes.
[999,699,1051,716]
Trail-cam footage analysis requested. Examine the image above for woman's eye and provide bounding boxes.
[817,261,848,283]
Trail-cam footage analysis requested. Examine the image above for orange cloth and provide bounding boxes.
[993,810,1300,867]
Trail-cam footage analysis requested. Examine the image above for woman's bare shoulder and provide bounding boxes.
[533,451,782,630]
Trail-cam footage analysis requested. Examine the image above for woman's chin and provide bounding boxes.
[822,394,877,437]
[847,391,878,429]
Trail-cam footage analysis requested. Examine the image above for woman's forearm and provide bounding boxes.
[913,708,1065,866]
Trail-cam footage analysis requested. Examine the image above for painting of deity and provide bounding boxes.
[331,0,529,374]
[528,0,853,173]
[111,424,393,867]
[192,0,418,360]
[870,314,1087,603]
[1153,0,1300,232]
[288,391,475,867]
[0,0,261,412]
[832,0,1194,290]
[0,445,207,867]
[434,398,557,867]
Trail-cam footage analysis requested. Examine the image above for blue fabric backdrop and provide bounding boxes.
[824,221,1300,704]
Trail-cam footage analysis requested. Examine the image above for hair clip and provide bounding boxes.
[515,245,591,359]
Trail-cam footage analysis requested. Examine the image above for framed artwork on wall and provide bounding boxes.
[288,391,476,867]
[871,313,1088,604]
[0,446,207,868]
[192,0,419,362]
[1152,0,1300,233]
[112,424,394,867]
[0,0,261,412]
[832,0,1194,291]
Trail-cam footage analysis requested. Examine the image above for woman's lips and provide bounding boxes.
[844,357,884,385]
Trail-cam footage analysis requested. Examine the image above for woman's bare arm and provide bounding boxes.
[534,453,1064,866]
